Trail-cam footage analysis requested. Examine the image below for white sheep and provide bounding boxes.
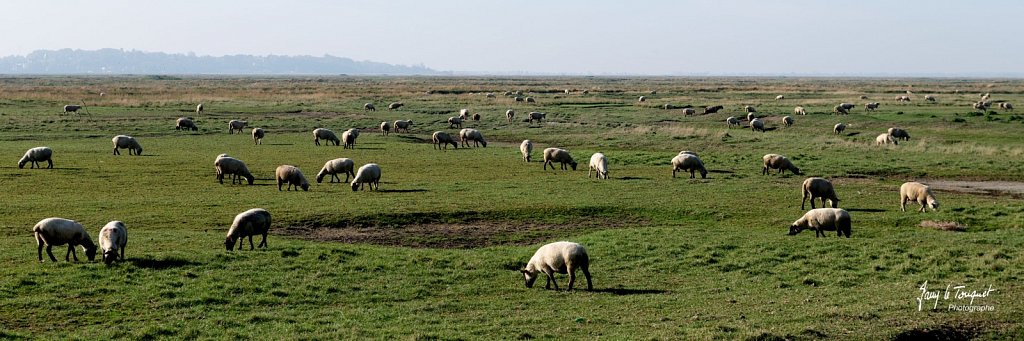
[887,127,910,141]
[112,135,143,155]
[276,165,309,191]
[762,154,800,175]
[432,131,458,150]
[196,103,204,114]
[313,128,340,146]
[520,140,533,162]
[176,117,198,131]
[782,116,794,127]
[924,95,936,102]
[744,105,756,113]
[543,148,577,170]
[459,128,487,148]
[900,181,939,212]
[448,116,463,129]
[638,96,646,102]
[682,108,697,115]
[865,102,880,111]
[506,109,516,122]
[776,95,785,100]
[726,116,741,128]
[351,163,381,191]
[974,101,990,111]
[671,153,707,179]
[394,120,413,133]
[999,102,1014,111]
[789,208,851,238]
[896,95,911,102]
[833,123,846,134]
[252,127,264,145]
[364,103,376,111]
[528,112,546,123]
[380,121,391,136]
[215,155,255,185]
[794,106,806,115]
[588,152,608,179]
[388,102,404,110]
[875,133,897,146]
[801,177,839,210]
[316,158,356,183]
[19,146,53,169]
[342,128,360,149]
[520,241,592,291]
[225,208,271,251]
[459,108,470,120]
[33,217,97,262]
[750,118,765,132]
[98,221,128,265]
[228,120,248,134]
[582,90,590,95]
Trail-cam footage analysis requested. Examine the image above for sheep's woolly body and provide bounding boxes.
[112,135,143,155]
[875,133,897,146]
[226,208,271,251]
[671,153,707,179]
[99,221,128,264]
[252,128,265,145]
[317,158,356,183]
[588,153,609,179]
[275,165,309,191]
[176,117,198,131]
[432,131,458,150]
[834,123,846,134]
[900,182,939,212]
[313,128,340,146]
[228,120,248,134]
[543,148,577,171]
[789,208,851,238]
[394,120,413,133]
[762,154,800,175]
[459,128,487,148]
[19,146,53,169]
[215,156,255,185]
[33,217,97,262]
[521,241,593,291]
[801,177,839,210]
[351,163,382,191]
[520,140,533,162]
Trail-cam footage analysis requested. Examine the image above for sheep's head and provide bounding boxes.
[791,167,801,175]
[300,183,309,191]
[480,140,487,148]
[245,175,255,185]
[17,160,26,169]
[135,147,143,155]
[570,161,578,171]
[316,173,325,183]
[788,225,804,235]
[699,168,708,179]
[351,182,360,191]
[928,198,939,210]
[103,249,118,265]
[85,246,97,261]
[225,236,237,251]
[520,269,538,288]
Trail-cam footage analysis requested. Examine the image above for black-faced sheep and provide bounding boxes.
[351,163,381,191]
[900,181,939,212]
[112,135,143,155]
[225,208,271,251]
[276,165,309,191]
[432,131,458,150]
[19,147,53,169]
[543,148,577,171]
[762,154,800,175]
[776,95,785,100]
[789,208,851,238]
[801,177,839,210]
[99,221,127,265]
[528,112,546,123]
[313,128,340,146]
[472,113,481,121]
[520,241,592,291]
[63,105,81,114]
[638,96,646,102]
[588,152,608,179]
[887,128,910,141]
[671,153,707,179]
[33,217,97,262]
[459,128,487,148]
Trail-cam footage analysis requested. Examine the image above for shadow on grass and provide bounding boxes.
[619,176,649,180]
[264,143,294,146]
[709,169,734,174]
[377,189,428,193]
[130,257,199,270]
[592,288,668,295]
[846,132,861,137]
[844,208,886,213]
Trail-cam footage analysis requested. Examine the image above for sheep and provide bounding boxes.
[393,118,413,131]
[925,95,936,102]
[112,135,143,155]
[63,105,81,114]
[388,102,404,110]
[275,165,309,191]
[215,155,255,185]
[514,96,524,102]
[503,91,513,96]
[833,123,846,134]
[638,96,646,102]
[865,102,880,111]
[316,158,356,183]
[251,127,264,145]
[225,208,271,251]
[526,97,536,103]
[447,116,463,129]
[196,103,204,114]
[313,128,341,146]
[342,128,360,149]
[459,109,470,120]
[860,95,869,100]
[506,109,516,122]
[974,101,990,111]
[887,127,910,141]
[840,103,856,110]
[671,153,707,179]
[762,154,800,175]
[1000,102,1014,111]
[520,241,592,291]
[588,152,609,179]
[834,105,849,115]
[364,103,376,111]
[33,217,97,262]
[782,116,794,127]
[582,90,590,95]
[564,89,571,94]
[528,112,546,123]
[746,112,755,122]
[981,93,991,101]
[19,146,53,169]
[486,93,497,98]
[682,108,697,115]
[650,90,657,95]
[351,163,381,191]
[896,95,911,102]
[794,106,806,115]
[472,113,481,121]
[520,140,533,162]
[98,221,128,265]
[900,181,939,212]
[228,120,248,134]
[176,117,198,131]
[663,103,676,110]
[801,177,839,210]
[432,131,458,150]
[776,95,785,100]
[726,116,741,128]
[459,128,487,148]
[875,133,897,146]
[744,105,756,113]
[788,208,851,238]
[703,105,724,114]
[750,118,765,132]
[380,121,391,136]
[543,148,577,171]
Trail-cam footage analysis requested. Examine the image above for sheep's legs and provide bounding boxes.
[120,245,125,260]
[567,271,577,291]
[582,267,593,290]
[44,245,58,262]
[248,235,255,250]
[900,198,907,212]
[258,233,267,248]
[66,244,79,261]
[113,147,120,155]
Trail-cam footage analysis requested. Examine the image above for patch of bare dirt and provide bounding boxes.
[920,220,967,232]
[925,180,1024,198]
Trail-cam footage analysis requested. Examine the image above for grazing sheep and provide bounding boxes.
[794,106,806,115]
[432,131,458,150]
[925,95,936,102]
[860,95,869,100]
[380,121,391,136]
[486,93,497,98]
[663,103,676,110]
[588,153,608,179]
[98,221,128,265]
[833,123,846,134]
[564,89,571,94]
[875,133,897,146]
[520,241,592,291]
[458,128,487,148]
[316,158,356,183]
[520,140,533,162]
[225,208,271,251]
[887,128,910,141]
[33,217,97,262]
[840,103,856,110]
[388,102,404,110]
[18,146,53,169]
[112,135,143,155]
[63,105,81,114]
[528,112,546,123]
[762,154,800,175]
[671,153,707,179]
[215,156,255,185]
[196,103,204,114]
[364,103,376,111]
[543,148,577,171]
[750,118,765,132]
[351,163,381,191]
[900,181,939,212]
[394,120,413,133]
[834,105,849,115]
[526,97,536,103]
[650,90,657,95]
[896,95,911,102]
[746,112,755,122]
[503,91,513,96]
[865,102,880,111]
[582,90,589,95]
[472,113,481,121]
[744,105,756,113]
[1000,102,1014,111]
[974,101,990,111]
[176,117,198,131]
[703,105,724,114]
[342,128,360,149]
[801,177,839,210]
[459,109,470,120]
[275,165,309,191]
[638,96,646,102]
[448,116,463,129]
[726,116,741,128]
[782,116,794,127]
[514,96,525,102]
[228,120,248,134]
[776,95,785,100]
[506,109,516,122]
[682,108,697,115]
[313,128,341,146]
[251,127,264,145]
[788,208,851,238]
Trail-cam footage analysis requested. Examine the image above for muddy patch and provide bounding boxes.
[920,220,967,232]
[925,180,1024,198]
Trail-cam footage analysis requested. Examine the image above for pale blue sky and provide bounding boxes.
[3,1,1022,75]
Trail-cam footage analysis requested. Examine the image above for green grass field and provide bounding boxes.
[0,76,1021,340]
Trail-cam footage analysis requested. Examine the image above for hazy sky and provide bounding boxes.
[4,1,1023,75]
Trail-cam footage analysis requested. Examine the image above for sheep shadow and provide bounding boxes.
[349,147,385,150]
[843,208,886,213]
[377,189,428,193]
[846,132,861,137]
[129,257,199,270]
[265,143,294,146]
[709,169,734,174]
[763,127,778,132]
[619,176,649,180]
[592,288,668,296]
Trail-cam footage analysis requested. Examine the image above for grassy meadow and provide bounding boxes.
[0,76,1022,340]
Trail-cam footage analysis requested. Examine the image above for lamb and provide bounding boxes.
[782,116,794,127]
[801,177,839,210]
[794,106,806,115]
[887,127,910,141]
[650,90,657,94]
[214,155,255,185]
[316,158,356,183]
[506,109,515,122]
[98,221,128,265]
[834,105,849,115]
[520,241,592,291]
[344,128,360,149]
[520,140,533,162]
[380,121,391,136]
[900,181,939,212]
[364,103,376,111]
[726,116,741,128]
[225,208,271,251]
[351,163,381,191]
[924,95,936,102]
[459,109,470,120]
[875,133,897,146]
[762,154,800,175]
[1000,102,1014,111]
[228,120,248,134]
[744,105,756,113]
[543,148,578,170]
[33,217,97,262]
[703,105,724,114]
[588,152,609,179]
[750,118,765,132]
[448,116,463,129]
[275,165,309,191]
[196,103,204,114]
[388,102,404,110]
[528,112,546,123]
[459,128,487,148]
[176,117,198,131]
[776,95,785,100]
[833,123,846,134]
[564,89,571,94]
[526,97,536,103]
[671,153,707,179]
[112,135,143,155]
[788,208,851,238]
[865,102,880,111]
[638,96,646,102]
[472,113,481,121]
[746,112,755,122]
[432,131,458,150]
[63,105,81,114]
[393,120,413,133]
[19,146,53,169]
[313,128,341,146]
[682,108,697,115]
[251,127,264,145]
